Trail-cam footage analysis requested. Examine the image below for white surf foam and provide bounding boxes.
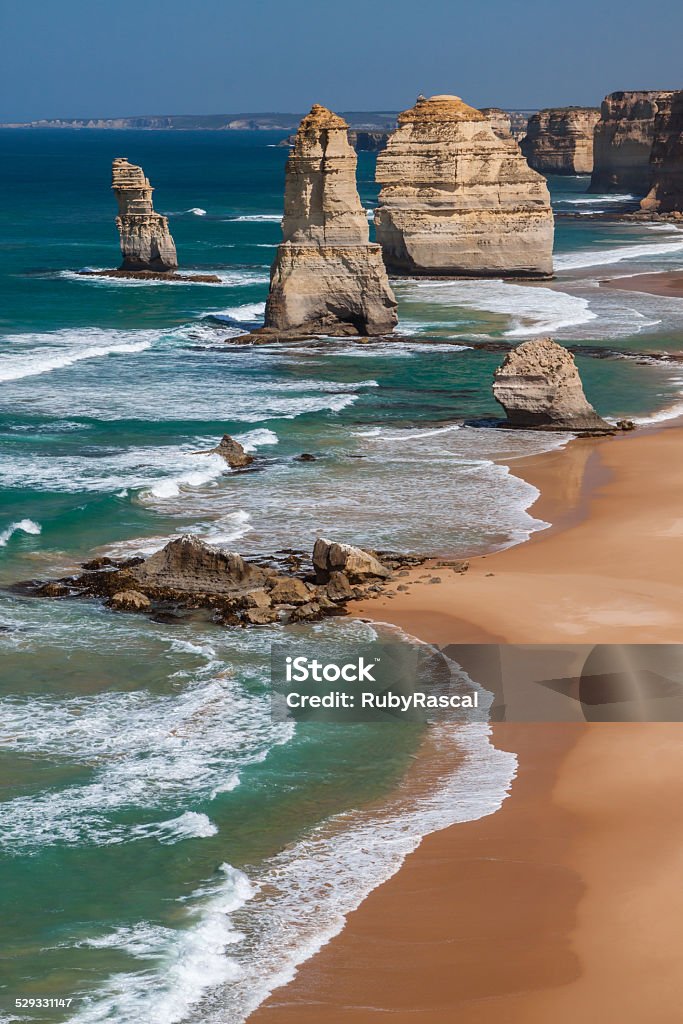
[0,519,41,547]
[556,193,637,206]
[233,428,279,451]
[211,302,266,323]
[397,278,597,336]
[0,327,156,382]
[555,238,683,271]
[66,865,254,1024]
[187,207,207,216]
[228,214,282,222]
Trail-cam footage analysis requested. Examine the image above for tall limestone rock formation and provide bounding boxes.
[374,95,554,278]
[264,105,397,337]
[641,91,683,215]
[520,108,600,174]
[589,91,673,194]
[493,338,614,434]
[112,158,178,271]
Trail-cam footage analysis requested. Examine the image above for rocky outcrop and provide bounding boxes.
[374,95,554,278]
[493,338,615,434]
[589,92,673,194]
[112,157,178,271]
[521,108,600,174]
[313,538,392,583]
[264,105,397,337]
[480,108,512,138]
[641,91,683,214]
[196,434,254,468]
[30,535,422,627]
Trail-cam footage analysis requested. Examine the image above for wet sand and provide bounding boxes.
[249,422,683,1023]
[602,269,683,299]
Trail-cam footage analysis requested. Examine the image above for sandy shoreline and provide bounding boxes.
[249,421,683,1021]
[602,268,683,298]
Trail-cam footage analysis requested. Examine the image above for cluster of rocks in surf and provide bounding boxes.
[521,108,600,174]
[28,535,435,627]
[374,95,554,278]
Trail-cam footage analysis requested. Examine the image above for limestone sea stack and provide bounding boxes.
[493,338,615,434]
[641,91,683,215]
[374,95,554,278]
[112,157,178,271]
[264,105,397,337]
[589,92,673,194]
[520,108,600,174]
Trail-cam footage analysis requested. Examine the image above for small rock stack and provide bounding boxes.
[112,157,178,271]
[493,338,615,435]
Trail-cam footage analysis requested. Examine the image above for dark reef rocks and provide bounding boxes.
[29,535,431,627]
[195,434,254,469]
[493,338,616,434]
[263,104,397,338]
[112,157,178,271]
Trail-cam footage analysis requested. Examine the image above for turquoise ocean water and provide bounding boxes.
[2,129,683,1023]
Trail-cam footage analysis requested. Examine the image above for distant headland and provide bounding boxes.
[0,109,535,132]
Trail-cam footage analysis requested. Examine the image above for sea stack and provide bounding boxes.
[374,95,554,278]
[641,92,683,215]
[264,105,397,337]
[493,338,615,435]
[112,157,178,271]
[589,92,673,194]
[520,108,600,174]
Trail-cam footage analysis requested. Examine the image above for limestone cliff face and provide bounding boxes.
[374,95,554,278]
[589,91,673,194]
[112,158,178,271]
[480,108,513,139]
[641,91,683,214]
[520,108,600,174]
[265,105,397,336]
[493,338,614,434]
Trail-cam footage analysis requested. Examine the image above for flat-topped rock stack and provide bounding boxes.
[641,91,683,215]
[589,91,673,194]
[263,105,397,338]
[493,338,615,435]
[112,157,178,271]
[521,108,600,174]
[374,95,554,278]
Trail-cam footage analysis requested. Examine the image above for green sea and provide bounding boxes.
[1,128,683,1023]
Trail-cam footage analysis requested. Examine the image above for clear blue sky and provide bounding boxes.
[0,0,681,120]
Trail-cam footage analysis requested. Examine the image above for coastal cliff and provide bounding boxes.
[641,91,683,214]
[520,108,600,174]
[589,91,673,194]
[111,158,177,271]
[374,95,554,278]
[264,105,397,337]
